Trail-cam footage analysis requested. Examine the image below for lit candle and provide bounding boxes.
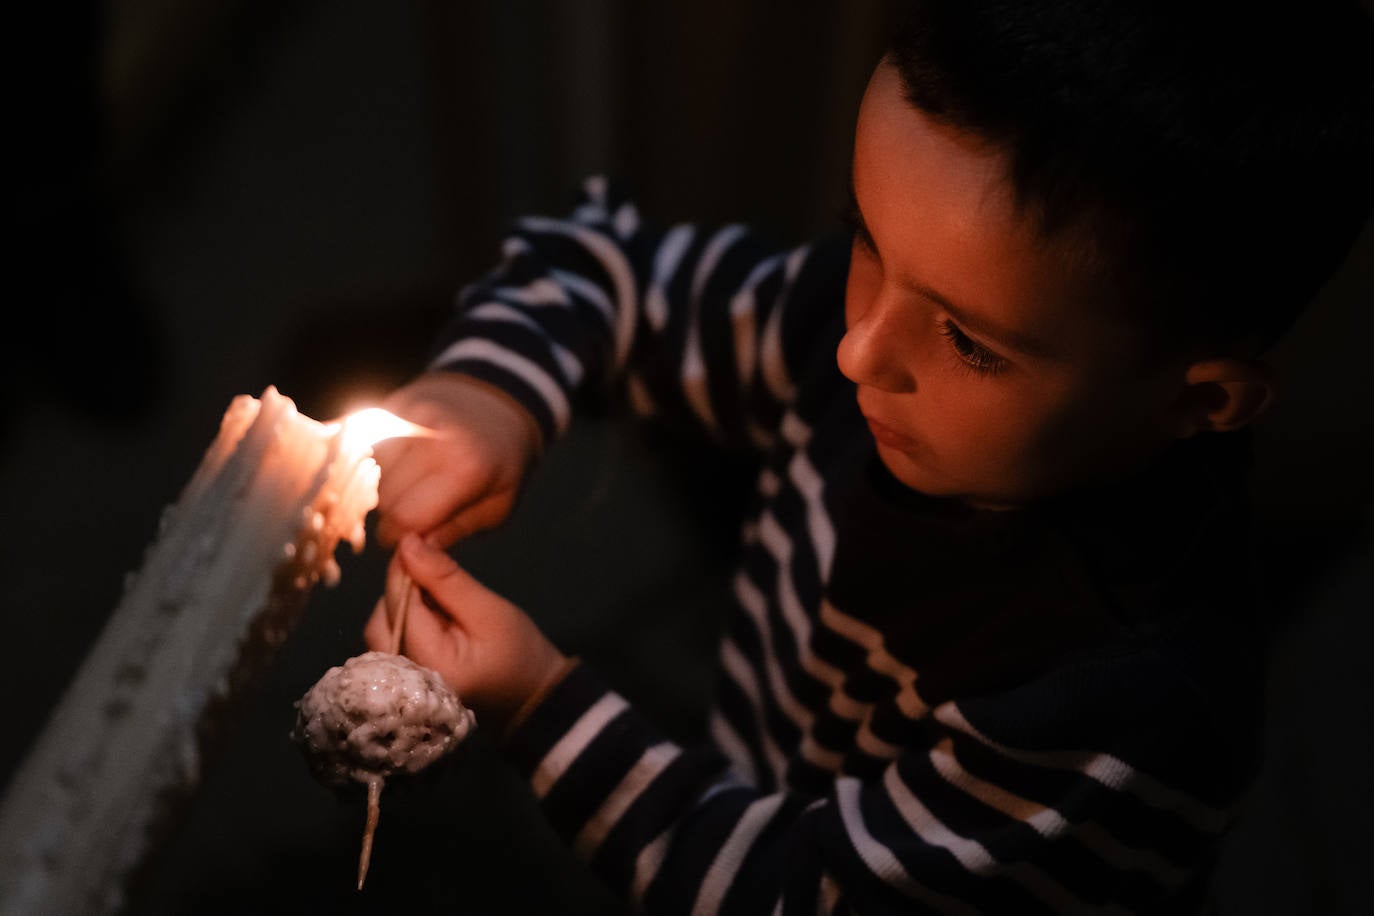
[0,385,420,916]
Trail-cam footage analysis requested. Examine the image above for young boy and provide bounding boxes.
[365,1,1373,912]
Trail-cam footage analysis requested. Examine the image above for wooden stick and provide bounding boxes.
[387,572,413,656]
[357,776,383,890]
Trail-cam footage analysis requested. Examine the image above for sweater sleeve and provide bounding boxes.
[503,646,1256,915]
[426,175,846,453]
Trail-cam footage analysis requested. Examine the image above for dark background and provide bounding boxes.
[3,1,1371,913]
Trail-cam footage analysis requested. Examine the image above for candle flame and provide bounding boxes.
[336,407,433,452]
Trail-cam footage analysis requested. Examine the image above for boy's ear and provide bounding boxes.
[1174,358,1275,436]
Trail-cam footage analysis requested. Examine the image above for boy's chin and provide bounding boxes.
[875,445,958,499]
[875,444,1027,510]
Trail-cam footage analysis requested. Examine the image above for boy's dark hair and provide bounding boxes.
[888,0,1374,351]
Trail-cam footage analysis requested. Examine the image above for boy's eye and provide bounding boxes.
[939,319,1008,376]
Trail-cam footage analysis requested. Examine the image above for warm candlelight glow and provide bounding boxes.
[335,408,433,453]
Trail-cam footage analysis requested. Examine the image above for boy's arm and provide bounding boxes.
[426,174,847,453]
[504,645,1253,914]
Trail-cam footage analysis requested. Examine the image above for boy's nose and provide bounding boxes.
[837,297,916,393]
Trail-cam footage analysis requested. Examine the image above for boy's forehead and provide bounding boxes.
[853,60,1142,363]
[857,62,1007,206]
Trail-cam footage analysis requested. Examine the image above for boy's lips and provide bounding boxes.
[864,415,917,451]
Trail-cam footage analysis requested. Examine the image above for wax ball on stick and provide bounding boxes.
[290,651,475,888]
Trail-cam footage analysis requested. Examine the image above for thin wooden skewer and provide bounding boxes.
[361,564,411,889]
[357,776,383,890]
[359,562,412,890]
[388,571,413,656]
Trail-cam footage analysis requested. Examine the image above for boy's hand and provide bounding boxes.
[363,534,569,735]
[371,372,542,549]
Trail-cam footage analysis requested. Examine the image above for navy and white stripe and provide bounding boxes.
[445,176,1263,913]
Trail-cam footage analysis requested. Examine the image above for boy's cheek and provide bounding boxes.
[908,390,1056,498]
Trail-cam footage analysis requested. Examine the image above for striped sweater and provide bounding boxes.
[428,176,1266,914]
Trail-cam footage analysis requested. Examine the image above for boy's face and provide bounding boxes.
[841,59,1186,508]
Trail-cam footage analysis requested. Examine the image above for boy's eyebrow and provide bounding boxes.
[846,173,1057,360]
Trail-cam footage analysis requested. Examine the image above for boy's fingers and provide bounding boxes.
[373,441,439,523]
[424,491,516,548]
[397,533,488,620]
[377,465,481,548]
[392,589,456,670]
